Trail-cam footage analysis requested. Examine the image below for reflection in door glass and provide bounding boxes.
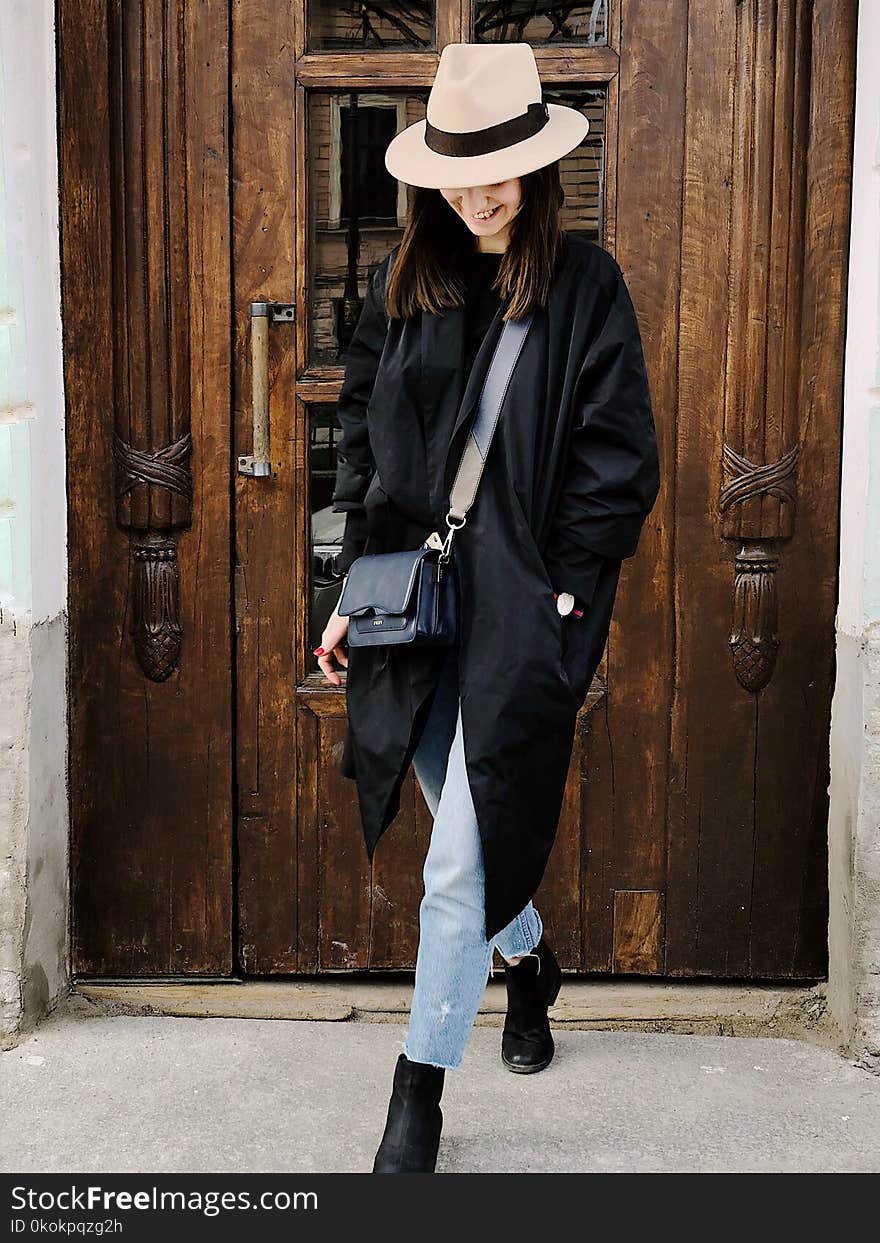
[308,90,428,367]
[474,0,607,44]
[308,0,435,50]
[554,86,605,241]
[308,87,605,368]
[309,402,348,653]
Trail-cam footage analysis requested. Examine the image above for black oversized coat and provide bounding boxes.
[331,232,660,940]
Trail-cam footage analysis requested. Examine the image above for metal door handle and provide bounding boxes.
[238,301,295,478]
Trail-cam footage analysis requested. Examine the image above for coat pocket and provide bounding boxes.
[508,485,579,707]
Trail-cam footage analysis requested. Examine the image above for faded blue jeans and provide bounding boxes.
[403,644,544,1070]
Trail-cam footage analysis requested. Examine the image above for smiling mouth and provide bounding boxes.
[472,204,502,222]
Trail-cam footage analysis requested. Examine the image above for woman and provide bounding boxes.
[314,42,660,1173]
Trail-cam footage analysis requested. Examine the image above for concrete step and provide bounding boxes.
[73,977,832,1044]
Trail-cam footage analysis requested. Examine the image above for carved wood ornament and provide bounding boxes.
[722,0,809,691]
[109,0,192,681]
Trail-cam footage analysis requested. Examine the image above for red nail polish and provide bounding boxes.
[313,647,324,656]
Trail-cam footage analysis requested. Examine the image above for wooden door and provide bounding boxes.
[61,1,856,979]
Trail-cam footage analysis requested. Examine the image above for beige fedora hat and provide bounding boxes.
[384,42,589,189]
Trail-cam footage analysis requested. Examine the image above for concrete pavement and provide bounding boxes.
[1,994,878,1173]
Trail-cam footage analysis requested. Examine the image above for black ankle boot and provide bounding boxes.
[501,935,562,1073]
[372,1053,445,1173]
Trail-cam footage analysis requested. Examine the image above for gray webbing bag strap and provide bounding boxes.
[432,310,534,561]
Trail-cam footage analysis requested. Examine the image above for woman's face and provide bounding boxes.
[438,179,522,247]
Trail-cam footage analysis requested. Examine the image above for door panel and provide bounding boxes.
[233,2,621,973]
[664,0,845,978]
[231,0,854,977]
[61,0,234,976]
[231,1,302,973]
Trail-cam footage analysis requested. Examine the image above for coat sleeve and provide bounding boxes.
[330,262,391,574]
[542,261,660,605]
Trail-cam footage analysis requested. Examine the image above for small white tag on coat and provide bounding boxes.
[424,531,445,551]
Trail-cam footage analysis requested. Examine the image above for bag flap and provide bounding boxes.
[337,547,433,617]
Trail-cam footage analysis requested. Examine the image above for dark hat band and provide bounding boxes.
[424,100,550,158]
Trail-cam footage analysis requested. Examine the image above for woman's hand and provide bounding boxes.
[314,605,350,687]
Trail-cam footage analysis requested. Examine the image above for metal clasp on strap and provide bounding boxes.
[440,512,466,562]
[424,514,465,562]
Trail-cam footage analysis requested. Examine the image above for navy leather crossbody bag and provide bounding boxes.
[337,310,534,648]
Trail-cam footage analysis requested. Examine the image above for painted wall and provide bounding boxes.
[0,0,69,1048]
[827,0,880,1062]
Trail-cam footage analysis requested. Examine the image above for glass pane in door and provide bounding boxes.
[308,89,427,368]
[308,0,435,50]
[554,85,605,240]
[309,402,347,652]
[307,85,605,367]
[473,0,608,44]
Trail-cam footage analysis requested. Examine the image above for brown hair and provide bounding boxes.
[384,163,565,322]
